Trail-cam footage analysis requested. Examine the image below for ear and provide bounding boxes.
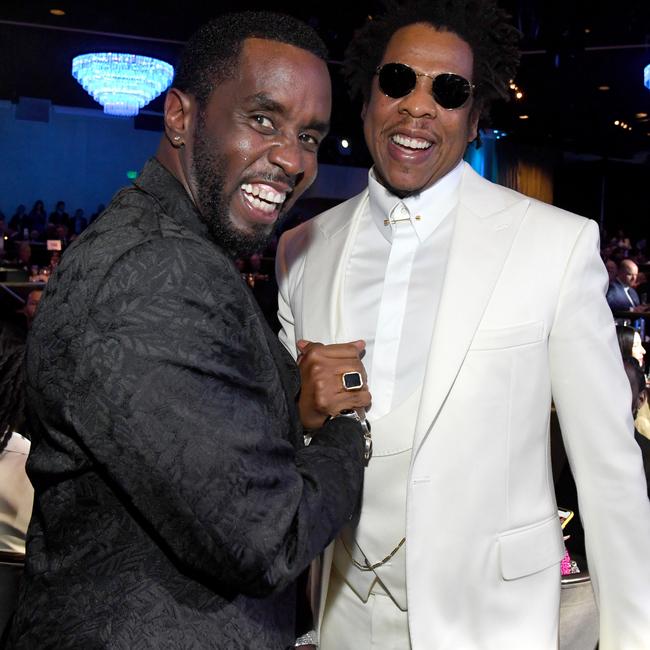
[467,107,480,143]
[361,101,368,121]
[163,88,194,145]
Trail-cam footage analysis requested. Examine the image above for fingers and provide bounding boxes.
[297,339,365,360]
[297,339,371,430]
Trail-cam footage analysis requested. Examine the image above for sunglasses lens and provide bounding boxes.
[377,63,417,98]
[432,73,472,109]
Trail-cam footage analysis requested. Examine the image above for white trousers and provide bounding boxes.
[320,568,412,650]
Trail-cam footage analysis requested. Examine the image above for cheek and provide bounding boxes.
[298,154,319,189]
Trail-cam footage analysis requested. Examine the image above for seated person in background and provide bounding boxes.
[69,209,88,236]
[0,315,32,650]
[26,201,47,235]
[7,206,26,235]
[622,356,650,499]
[616,324,646,369]
[0,327,33,556]
[22,290,43,330]
[607,259,640,311]
[47,201,69,228]
[604,258,617,285]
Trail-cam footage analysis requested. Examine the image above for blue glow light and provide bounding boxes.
[72,53,174,116]
[645,64,650,91]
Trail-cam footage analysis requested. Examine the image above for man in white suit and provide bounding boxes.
[277,1,650,648]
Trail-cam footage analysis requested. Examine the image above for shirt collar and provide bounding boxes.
[368,160,465,244]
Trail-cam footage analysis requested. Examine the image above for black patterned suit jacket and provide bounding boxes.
[7,159,365,649]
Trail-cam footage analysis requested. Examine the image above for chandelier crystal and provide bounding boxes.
[72,52,174,116]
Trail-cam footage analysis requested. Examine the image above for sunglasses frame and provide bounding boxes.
[375,62,475,110]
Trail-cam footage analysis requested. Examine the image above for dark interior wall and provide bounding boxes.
[553,158,650,241]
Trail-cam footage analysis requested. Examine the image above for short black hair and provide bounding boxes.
[174,11,329,107]
[344,0,520,128]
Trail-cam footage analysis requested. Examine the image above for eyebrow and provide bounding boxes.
[246,92,330,136]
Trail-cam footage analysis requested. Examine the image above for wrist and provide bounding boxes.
[326,409,372,465]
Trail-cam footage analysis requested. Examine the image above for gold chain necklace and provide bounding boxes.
[341,536,406,572]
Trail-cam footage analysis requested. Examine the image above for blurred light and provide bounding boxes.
[336,137,352,156]
[49,8,66,16]
[584,28,591,34]
[614,120,620,125]
[515,91,523,100]
[645,64,650,91]
[72,52,174,116]
[518,114,529,120]
[126,170,138,180]
[637,112,648,119]
[597,85,610,91]
[481,129,508,140]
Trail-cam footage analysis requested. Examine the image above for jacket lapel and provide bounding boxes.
[413,167,530,457]
[301,191,369,344]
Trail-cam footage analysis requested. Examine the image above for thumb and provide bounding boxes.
[296,339,313,352]
[351,339,366,353]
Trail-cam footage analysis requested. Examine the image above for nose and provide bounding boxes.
[398,79,438,119]
[267,135,304,179]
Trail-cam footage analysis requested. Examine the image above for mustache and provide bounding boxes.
[240,171,297,193]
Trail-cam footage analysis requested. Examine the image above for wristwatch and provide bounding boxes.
[330,408,372,465]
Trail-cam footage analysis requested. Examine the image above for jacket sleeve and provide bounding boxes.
[276,228,305,359]
[549,219,650,648]
[70,236,365,597]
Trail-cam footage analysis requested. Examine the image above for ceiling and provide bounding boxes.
[1,0,649,165]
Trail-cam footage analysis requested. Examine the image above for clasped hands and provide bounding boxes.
[296,339,372,430]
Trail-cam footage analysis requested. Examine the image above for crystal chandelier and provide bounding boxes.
[72,52,174,116]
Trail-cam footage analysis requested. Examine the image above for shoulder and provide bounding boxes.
[2,432,30,456]
[278,190,368,259]
[461,164,592,238]
[65,187,227,286]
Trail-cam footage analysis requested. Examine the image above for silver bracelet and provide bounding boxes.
[295,629,319,647]
[328,409,372,465]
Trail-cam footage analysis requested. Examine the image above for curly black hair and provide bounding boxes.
[173,11,329,108]
[344,0,520,127]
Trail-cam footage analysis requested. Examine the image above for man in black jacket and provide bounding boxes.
[8,12,369,649]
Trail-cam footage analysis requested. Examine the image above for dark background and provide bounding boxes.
[1,0,649,237]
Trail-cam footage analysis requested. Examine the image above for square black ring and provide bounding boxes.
[342,371,363,391]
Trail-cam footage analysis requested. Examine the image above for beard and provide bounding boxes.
[191,116,275,258]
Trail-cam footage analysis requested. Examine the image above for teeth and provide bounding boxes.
[240,183,286,205]
[248,195,277,213]
[391,134,432,150]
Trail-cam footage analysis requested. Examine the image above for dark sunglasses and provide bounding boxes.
[375,62,474,110]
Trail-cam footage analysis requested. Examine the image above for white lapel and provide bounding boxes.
[299,192,367,633]
[412,166,530,457]
[301,190,369,344]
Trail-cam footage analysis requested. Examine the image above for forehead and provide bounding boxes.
[218,37,331,114]
[381,23,474,78]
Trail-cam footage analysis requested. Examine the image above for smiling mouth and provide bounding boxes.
[390,134,433,151]
[240,183,287,214]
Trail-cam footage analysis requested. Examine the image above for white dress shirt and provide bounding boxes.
[343,161,464,420]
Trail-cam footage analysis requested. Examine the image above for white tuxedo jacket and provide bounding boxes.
[277,165,650,649]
